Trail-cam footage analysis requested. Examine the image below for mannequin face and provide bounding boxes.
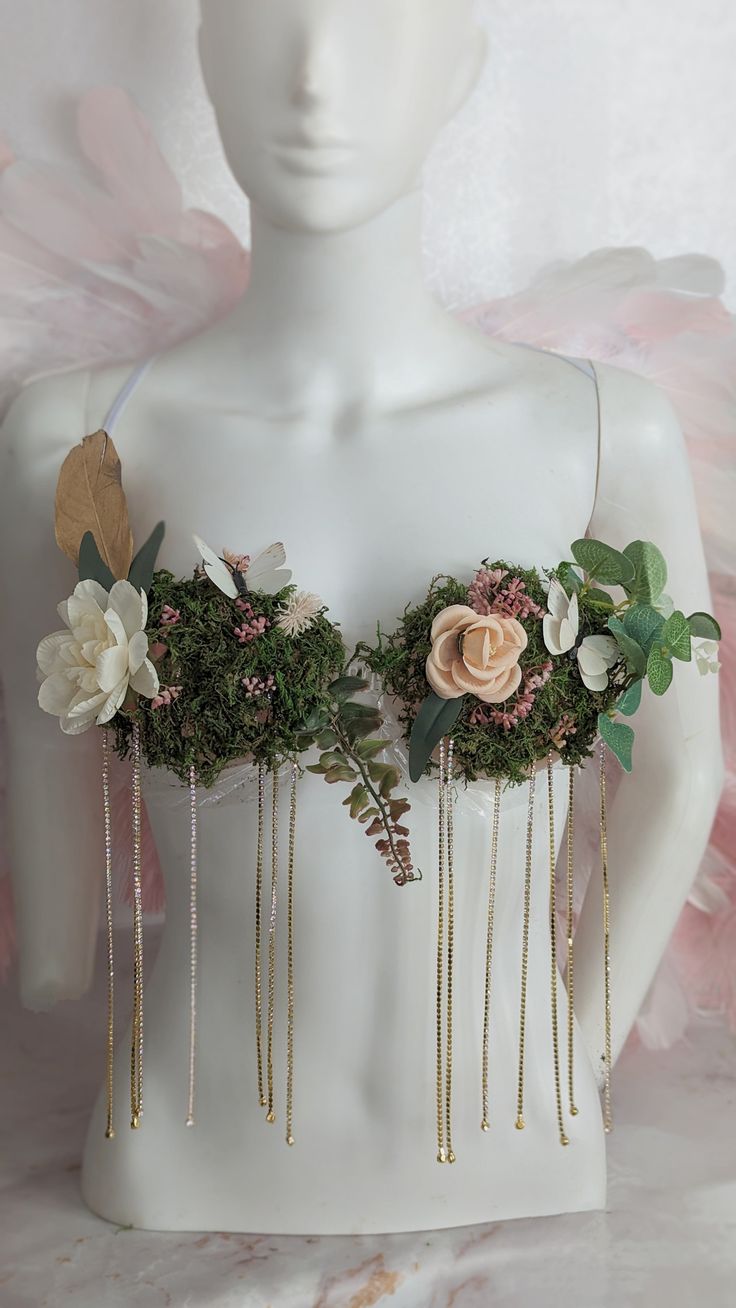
[198,0,486,234]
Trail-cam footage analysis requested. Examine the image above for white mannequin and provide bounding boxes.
[0,0,723,1233]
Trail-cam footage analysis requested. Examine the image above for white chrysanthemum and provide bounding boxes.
[37,578,159,735]
[276,591,323,638]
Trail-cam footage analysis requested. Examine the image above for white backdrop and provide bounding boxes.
[2,0,735,307]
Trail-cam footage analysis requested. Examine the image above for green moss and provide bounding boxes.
[111,570,346,787]
[363,563,622,787]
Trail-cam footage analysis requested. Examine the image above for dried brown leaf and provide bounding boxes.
[54,430,133,579]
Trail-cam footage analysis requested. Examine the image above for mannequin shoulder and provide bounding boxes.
[0,364,132,470]
[593,358,685,463]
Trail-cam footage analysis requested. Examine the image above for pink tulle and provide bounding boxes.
[0,91,733,1052]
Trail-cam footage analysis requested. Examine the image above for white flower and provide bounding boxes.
[275,591,323,638]
[543,577,580,656]
[694,639,720,677]
[37,578,159,735]
[577,634,620,691]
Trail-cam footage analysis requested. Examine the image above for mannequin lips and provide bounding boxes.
[271,131,356,174]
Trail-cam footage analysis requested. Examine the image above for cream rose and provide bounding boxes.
[37,578,159,735]
[426,604,528,703]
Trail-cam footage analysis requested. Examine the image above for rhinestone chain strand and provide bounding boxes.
[599,742,613,1132]
[547,758,569,1147]
[185,765,199,1127]
[516,769,536,1131]
[285,763,298,1147]
[566,766,579,1117]
[481,777,501,1132]
[435,739,447,1163]
[101,729,115,1139]
[130,722,144,1129]
[255,762,267,1107]
[444,738,456,1165]
[266,766,279,1124]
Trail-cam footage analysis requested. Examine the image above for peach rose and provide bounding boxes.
[426,604,528,704]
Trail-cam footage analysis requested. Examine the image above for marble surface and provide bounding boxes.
[2,931,736,1308]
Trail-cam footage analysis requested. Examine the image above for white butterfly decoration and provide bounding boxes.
[192,535,292,598]
[542,575,619,692]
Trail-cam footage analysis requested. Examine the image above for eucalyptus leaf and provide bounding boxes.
[647,645,674,696]
[598,713,635,772]
[607,617,647,676]
[587,588,616,610]
[409,693,464,783]
[339,701,380,720]
[660,610,691,662]
[622,603,666,653]
[688,612,722,641]
[571,538,636,586]
[127,520,165,595]
[557,562,583,594]
[617,680,643,717]
[78,531,116,590]
[623,540,668,604]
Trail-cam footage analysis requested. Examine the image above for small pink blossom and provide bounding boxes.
[233,603,270,644]
[468,569,545,622]
[550,714,577,749]
[160,605,181,626]
[149,641,169,662]
[223,550,251,574]
[242,674,275,699]
[151,685,183,711]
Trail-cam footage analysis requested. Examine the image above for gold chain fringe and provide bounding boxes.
[185,765,199,1127]
[566,765,579,1116]
[266,765,279,1124]
[547,758,569,1147]
[130,722,144,1130]
[254,762,267,1107]
[435,738,447,1163]
[444,739,456,1165]
[285,763,298,1147]
[516,770,536,1131]
[599,743,613,1132]
[101,729,115,1139]
[481,777,501,1132]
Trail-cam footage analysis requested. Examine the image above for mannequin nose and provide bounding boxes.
[290,34,337,110]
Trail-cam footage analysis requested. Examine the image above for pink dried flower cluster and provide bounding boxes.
[550,713,577,749]
[223,549,251,573]
[159,604,181,626]
[233,601,270,644]
[242,674,275,699]
[469,661,553,732]
[467,568,545,622]
[151,685,183,711]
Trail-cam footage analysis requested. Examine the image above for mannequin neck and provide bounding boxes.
[211,190,483,415]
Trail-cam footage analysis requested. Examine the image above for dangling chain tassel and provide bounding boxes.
[481,777,501,1133]
[266,765,279,1124]
[515,769,536,1131]
[599,742,613,1132]
[130,721,144,1130]
[285,763,298,1147]
[254,762,267,1108]
[185,765,199,1127]
[547,758,569,1147]
[435,738,457,1163]
[101,729,116,1139]
[566,766,579,1117]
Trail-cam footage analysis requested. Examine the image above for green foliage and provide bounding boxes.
[78,530,116,590]
[646,645,674,696]
[607,616,647,677]
[622,603,665,653]
[409,692,464,782]
[128,521,166,594]
[598,713,634,772]
[110,569,345,788]
[297,676,417,885]
[660,610,691,662]
[571,539,635,587]
[622,540,667,604]
[688,612,722,641]
[617,680,643,717]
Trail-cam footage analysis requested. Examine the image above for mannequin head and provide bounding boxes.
[198,0,487,234]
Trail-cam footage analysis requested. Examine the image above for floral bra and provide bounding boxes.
[35,351,721,1161]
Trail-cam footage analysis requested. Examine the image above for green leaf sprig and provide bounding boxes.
[297,676,417,886]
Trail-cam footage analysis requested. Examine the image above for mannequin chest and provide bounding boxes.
[106,385,598,643]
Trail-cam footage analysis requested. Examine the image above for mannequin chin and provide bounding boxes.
[198,0,487,233]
